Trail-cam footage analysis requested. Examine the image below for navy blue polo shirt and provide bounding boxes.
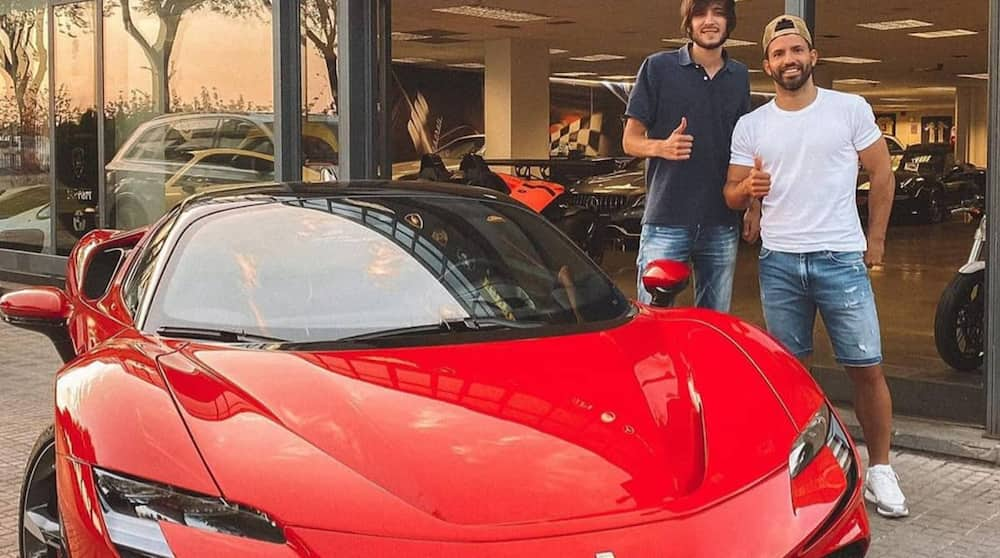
[626,45,750,226]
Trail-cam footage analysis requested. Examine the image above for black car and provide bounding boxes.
[857,143,986,224]
[567,157,646,254]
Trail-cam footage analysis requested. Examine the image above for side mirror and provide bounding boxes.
[641,259,690,307]
[0,287,76,362]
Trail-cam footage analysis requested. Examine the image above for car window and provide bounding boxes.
[436,136,484,159]
[238,135,274,155]
[123,210,179,316]
[123,124,169,161]
[161,118,221,162]
[218,118,262,149]
[303,136,337,163]
[145,196,630,343]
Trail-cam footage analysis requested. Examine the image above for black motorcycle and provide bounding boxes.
[934,196,986,372]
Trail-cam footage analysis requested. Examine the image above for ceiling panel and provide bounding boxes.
[391,0,991,111]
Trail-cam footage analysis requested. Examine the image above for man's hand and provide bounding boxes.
[742,156,771,199]
[656,117,694,160]
[742,202,761,243]
[865,237,886,269]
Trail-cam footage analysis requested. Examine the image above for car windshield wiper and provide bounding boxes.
[336,317,544,342]
[156,326,289,343]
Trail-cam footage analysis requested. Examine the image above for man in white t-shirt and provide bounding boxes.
[724,15,907,518]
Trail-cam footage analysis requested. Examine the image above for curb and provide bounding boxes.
[835,404,1000,466]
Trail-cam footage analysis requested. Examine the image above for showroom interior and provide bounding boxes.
[0,0,997,434]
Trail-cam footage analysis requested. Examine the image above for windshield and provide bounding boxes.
[145,195,629,343]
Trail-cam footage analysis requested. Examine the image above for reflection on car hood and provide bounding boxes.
[156,312,797,539]
[571,170,646,195]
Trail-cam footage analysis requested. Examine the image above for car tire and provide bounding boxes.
[18,424,65,558]
[934,270,985,372]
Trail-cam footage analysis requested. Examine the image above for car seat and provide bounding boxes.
[417,154,452,182]
[459,154,509,194]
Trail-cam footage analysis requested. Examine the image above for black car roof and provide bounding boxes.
[180,180,515,213]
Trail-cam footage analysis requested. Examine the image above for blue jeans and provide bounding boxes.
[758,249,882,367]
[636,224,738,311]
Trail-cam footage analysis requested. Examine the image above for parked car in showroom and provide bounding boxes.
[107,113,338,228]
[857,143,985,224]
[5,181,869,558]
[567,157,646,252]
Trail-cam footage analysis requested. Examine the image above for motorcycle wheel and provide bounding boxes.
[934,270,985,372]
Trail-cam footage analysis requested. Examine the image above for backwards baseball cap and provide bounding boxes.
[761,14,813,53]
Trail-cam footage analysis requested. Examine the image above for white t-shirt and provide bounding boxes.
[730,88,882,253]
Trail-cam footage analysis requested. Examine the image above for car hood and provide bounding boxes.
[156,312,799,539]
[571,170,646,196]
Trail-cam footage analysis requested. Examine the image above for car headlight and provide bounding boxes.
[788,404,852,479]
[94,468,285,557]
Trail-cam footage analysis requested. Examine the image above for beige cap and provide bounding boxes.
[762,14,813,53]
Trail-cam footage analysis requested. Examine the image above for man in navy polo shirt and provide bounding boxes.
[623,0,751,310]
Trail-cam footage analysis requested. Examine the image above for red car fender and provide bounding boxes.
[54,342,219,496]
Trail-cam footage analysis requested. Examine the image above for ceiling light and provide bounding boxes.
[449,62,485,69]
[909,29,978,39]
[391,31,432,41]
[834,78,881,86]
[393,57,435,64]
[569,54,627,62]
[918,86,956,92]
[549,48,568,55]
[880,97,919,102]
[821,56,882,64]
[432,5,550,22]
[957,73,989,80]
[748,69,763,73]
[553,71,598,77]
[857,19,933,31]
[601,75,636,80]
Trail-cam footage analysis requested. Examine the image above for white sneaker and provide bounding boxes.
[864,464,909,518]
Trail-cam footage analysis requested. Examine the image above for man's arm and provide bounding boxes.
[858,139,894,267]
[622,117,693,161]
[724,158,770,210]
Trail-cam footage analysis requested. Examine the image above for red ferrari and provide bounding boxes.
[4,182,869,558]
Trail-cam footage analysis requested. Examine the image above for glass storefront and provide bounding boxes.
[103,0,275,229]
[0,0,49,254]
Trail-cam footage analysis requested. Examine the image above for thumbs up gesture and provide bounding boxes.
[657,117,694,161]
[743,156,771,199]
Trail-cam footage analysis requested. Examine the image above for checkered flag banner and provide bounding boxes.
[550,113,603,157]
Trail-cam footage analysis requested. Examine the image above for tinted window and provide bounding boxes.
[123,211,179,316]
[145,196,629,343]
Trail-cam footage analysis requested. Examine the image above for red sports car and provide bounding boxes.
[4,181,869,558]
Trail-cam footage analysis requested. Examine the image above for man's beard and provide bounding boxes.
[692,32,726,50]
[771,61,813,91]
